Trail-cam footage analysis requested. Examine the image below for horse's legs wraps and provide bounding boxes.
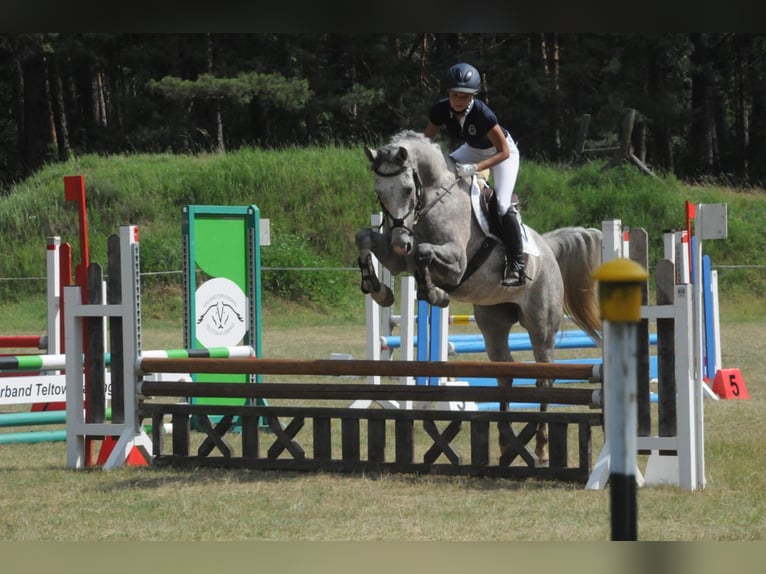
[414,250,451,308]
[414,267,450,308]
[357,253,394,307]
[358,253,379,295]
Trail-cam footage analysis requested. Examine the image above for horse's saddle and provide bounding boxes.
[469,176,539,256]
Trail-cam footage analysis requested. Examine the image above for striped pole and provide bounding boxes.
[0,354,68,372]
[139,346,254,360]
[0,346,254,372]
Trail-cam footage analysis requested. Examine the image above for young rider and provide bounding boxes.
[424,62,525,287]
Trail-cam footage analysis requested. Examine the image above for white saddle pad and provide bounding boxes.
[469,177,539,257]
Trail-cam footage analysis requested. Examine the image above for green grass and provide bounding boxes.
[2,148,766,307]
[0,292,764,541]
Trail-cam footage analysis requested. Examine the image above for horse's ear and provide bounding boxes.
[396,146,409,163]
[364,147,377,163]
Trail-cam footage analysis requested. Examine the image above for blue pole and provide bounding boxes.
[702,255,716,380]
[416,300,429,385]
[428,303,443,386]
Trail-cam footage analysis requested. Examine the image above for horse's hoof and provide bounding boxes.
[360,275,380,295]
[428,289,450,308]
[379,289,395,307]
[433,297,450,308]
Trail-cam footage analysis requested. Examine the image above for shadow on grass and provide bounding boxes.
[98,466,587,493]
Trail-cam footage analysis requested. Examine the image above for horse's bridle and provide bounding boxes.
[371,156,423,231]
[371,153,459,232]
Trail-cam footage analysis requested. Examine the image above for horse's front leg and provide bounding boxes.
[356,227,410,307]
[413,242,465,308]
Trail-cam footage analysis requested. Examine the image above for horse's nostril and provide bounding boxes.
[393,244,408,256]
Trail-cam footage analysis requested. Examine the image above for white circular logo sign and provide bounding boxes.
[194,277,248,348]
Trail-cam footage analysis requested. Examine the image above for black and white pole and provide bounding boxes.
[593,258,648,541]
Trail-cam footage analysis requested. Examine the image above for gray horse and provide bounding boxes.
[355,130,603,463]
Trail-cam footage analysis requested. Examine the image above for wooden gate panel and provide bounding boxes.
[140,403,602,483]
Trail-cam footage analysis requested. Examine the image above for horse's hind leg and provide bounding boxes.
[522,312,564,465]
[473,304,528,463]
[477,302,561,467]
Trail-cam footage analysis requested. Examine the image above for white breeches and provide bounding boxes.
[450,132,520,214]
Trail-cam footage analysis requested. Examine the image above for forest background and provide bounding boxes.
[2,33,766,190]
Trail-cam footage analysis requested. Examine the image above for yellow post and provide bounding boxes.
[592,257,647,541]
[592,258,648,323]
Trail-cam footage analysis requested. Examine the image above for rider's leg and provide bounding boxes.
[499,207,526,287]
[489,136,524,287]
[489,134,520,215]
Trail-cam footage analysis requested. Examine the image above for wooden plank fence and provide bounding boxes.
[140,391,602,482]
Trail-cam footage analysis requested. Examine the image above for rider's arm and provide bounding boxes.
[474,124,510,172]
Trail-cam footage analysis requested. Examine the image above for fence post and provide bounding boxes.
[593,257,648,541]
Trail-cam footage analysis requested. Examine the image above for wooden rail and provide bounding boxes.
[138,357,602,381]
[139,381,601,407]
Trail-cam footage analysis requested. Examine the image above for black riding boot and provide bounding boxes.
[500,209,526,287]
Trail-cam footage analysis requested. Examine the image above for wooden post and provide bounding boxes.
[629,228,651,437]
[655,260,677,442]
[619,108,636,160]
[575,113,591,161]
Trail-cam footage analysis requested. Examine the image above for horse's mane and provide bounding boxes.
[389,130,441,155]
[387,130,453,184]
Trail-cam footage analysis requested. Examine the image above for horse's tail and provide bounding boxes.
[542,227,603,345]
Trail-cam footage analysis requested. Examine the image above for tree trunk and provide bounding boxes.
[733,35,749,181]
[689,33,718,176]
[207,33,225,153]
[21,51,54,173]
[540,33,562,160]
[646,42,674,172]
[92,68,108,128]
[550,33,561,160]
[746,38,766,182]
[637,119,647,164]
[49,54,71,161]
[12,51,25,163]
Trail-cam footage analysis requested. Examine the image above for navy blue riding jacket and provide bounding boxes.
[428,98,509,149]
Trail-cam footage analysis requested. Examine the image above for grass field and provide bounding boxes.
[0,292,764,543]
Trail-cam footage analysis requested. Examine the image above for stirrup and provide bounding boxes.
[501,266,526,287]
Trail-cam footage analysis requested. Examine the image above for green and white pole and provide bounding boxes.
[0,346,252,372]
